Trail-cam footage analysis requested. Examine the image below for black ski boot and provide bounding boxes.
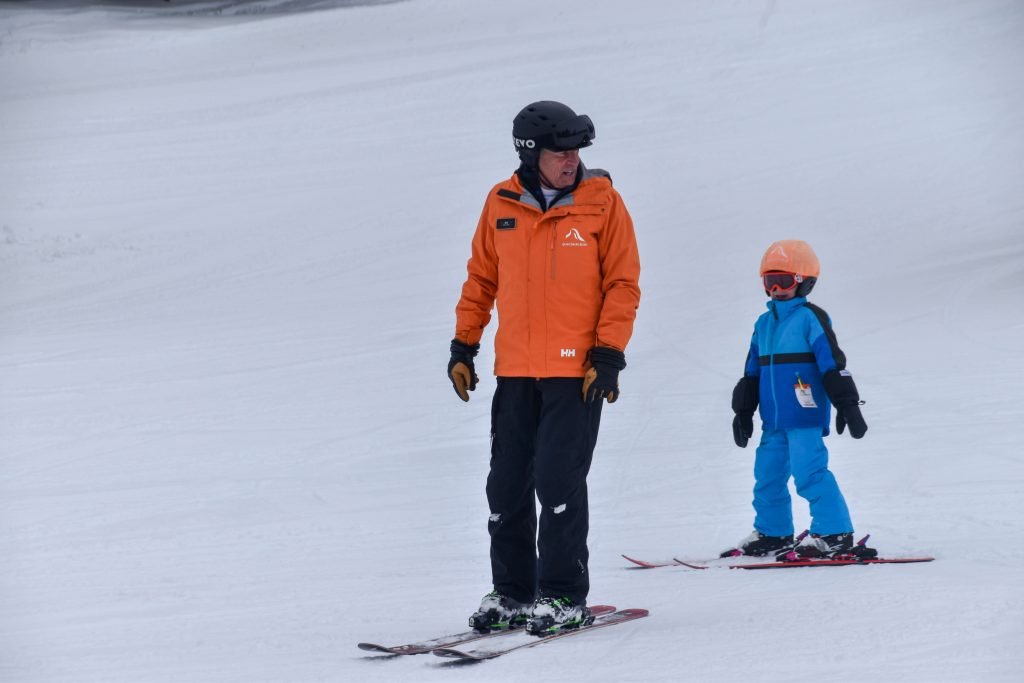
[794,532,878,559]
[525,597,593,636]
[721,530,795,558]
[468,591,531,633]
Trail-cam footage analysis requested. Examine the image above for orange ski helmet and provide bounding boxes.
[760,240,820,297]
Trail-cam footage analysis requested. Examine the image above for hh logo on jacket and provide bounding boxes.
[562,227,587,247]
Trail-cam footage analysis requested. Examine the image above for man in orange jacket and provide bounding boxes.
[449,101,641,636]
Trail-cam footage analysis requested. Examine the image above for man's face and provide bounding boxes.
[537,148,580,189]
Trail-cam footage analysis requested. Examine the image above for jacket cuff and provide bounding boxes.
[732,376,760,414]
[450,338,480,357]
[823,369,860,406]
[590,346,626,370]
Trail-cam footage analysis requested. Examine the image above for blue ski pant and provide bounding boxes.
[486,377,602,605]
[753,427,852,537]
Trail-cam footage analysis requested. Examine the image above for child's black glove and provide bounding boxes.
[731,376,759,448]
[823,369,868,439]
[733,414,754,448]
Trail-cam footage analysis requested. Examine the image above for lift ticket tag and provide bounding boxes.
[794,375,818,408]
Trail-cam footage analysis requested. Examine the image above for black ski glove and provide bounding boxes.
[731,376,760,448]
[582,347,627,403]
[448,338,479,402]
[823,369,867,438]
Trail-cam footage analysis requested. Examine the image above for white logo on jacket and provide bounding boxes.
[562,227,587,247]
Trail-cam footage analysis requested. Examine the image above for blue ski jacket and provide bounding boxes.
[742,297,847,434]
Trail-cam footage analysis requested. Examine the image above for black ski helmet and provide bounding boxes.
[512,101,595,166]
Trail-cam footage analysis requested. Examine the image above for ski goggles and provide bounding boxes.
[763,272,803,292]
[551,114,596,150]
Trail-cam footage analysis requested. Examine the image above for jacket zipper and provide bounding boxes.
[767,301,803,431]
[549,223,557,279]
[768,301,779,430]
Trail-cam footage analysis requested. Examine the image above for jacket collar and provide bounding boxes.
[497,165,609,213]
[515,162,586,211]
[766,296,807,319]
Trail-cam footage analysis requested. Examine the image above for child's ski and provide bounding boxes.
[674,556,935,570]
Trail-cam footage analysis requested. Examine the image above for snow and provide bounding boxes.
[1,0,1022,680]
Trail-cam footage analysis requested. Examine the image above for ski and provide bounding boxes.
[432,607,648,661]
[673,556,935,570]
[358,628,513,656]
[357,604,615,656]
[621,554,683,569]
[670,532,934,570]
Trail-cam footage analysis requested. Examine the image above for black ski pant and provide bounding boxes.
[486,377,603,605]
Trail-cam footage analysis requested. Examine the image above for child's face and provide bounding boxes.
[770,288,796,301]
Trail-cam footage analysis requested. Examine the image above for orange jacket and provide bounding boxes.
[455,169,641,378]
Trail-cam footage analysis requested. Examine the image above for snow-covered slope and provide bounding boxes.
[1,1,1022,681]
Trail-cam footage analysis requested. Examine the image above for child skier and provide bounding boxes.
[726,240,876,560]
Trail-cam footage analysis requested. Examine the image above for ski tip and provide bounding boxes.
[357,643,387,652]
[673,558,710,569]
[358,642,427,655]
[622,554,667,568]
